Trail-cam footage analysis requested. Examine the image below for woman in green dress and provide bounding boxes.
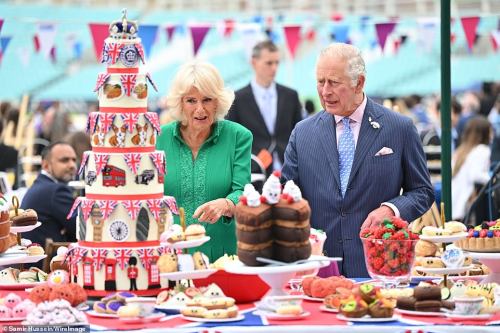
[156,61,252,262]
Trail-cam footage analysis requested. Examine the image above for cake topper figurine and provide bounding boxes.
[240,184,261,207]
[108,8,138,39]
[261,170,282,204]
[282,180,302,203]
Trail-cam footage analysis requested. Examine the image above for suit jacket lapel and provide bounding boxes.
[245,85,271,137]
[318,112,341,189]
[348,98,383,185]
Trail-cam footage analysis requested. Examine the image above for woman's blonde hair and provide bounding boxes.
[166,60,235,123]
[453,116,492,177]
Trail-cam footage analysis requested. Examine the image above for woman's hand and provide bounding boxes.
[193,198,234,224]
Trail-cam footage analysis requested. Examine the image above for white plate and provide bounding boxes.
[414,265,473,275]
[302,295,323,302]
[411,274,487,284]
[0,254,46,266]
[159,268,217,280]
[319,305,339,313]
[119,313,166,324]
[10,221,42,233]
[161,236,210,249]
[445,313,493,321]
[154,304,181,314]
[336,314,401,322]
[0,317,26,322]
[0,281,45,290]
[86,310,118,318]
[181,314,245,323]
[254,310,310,320]
[419,232,468,243]
[465,251,500,259]
[225,256,335,275]
[395,308,446,317]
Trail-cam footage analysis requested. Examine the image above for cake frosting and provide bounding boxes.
[235,172,311,266]
[67,11,178,296]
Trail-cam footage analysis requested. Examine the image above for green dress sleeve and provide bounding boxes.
[226,128,253,205]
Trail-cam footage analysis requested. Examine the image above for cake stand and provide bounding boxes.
[463,251,500,283]
[224,256,335,297]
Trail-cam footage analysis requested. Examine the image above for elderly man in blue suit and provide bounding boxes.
[281,43,434,277]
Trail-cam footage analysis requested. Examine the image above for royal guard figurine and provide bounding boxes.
[127,256,139,291]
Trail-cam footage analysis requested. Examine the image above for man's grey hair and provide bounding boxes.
[318,43,366,87]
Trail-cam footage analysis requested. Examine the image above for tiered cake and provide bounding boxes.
[67,11,177,296]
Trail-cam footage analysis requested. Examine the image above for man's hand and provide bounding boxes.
[361,206,395,230]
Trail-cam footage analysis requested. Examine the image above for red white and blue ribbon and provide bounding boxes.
[78,152,90,177]
[86,112,99,134]
[135,43,145,64]
[120,74,137,97]
[121,113,140,133]
[146,73,158,92]
[94,73,110,92]
[163,196,179,215]
[91,249,108,270]
[144,112,160,134]
[107,43,123,64]
[99,113,116,134]
[137,248,155,269]
[124,153,142,174]
[147,199,163,221]
[94,154,110,176]
[99,200,118,220]
[123,200,142,221]
[81,199,95,221]
[114,249,133,270]
[149,152,165,175]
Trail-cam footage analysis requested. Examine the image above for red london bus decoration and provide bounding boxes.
[102,165,126,187]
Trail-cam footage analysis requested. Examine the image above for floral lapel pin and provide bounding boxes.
[368,116,380,129]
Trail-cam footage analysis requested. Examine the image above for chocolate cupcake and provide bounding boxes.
[340,299,368,318]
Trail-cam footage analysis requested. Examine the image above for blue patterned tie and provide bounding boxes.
[339,117,355,197]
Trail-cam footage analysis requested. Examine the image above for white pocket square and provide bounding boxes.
[375,147,394,156]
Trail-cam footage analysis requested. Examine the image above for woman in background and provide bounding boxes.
[156,61,252,262]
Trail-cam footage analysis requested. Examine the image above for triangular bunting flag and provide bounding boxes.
[375,22,397,51]
[331,12,344,22]
[189,25,211,56]
[0,19,3,35]
[123,200,142,221]
[80,199,95,221]
[138,24,159,59]
[283,25,302,59]
[33,35,40,53]
[67,197,82,220]
[0,37,12,55]
[223,19,235,38]
[121,113,140,133]
[94,154,110,176]
[91,249,108,270]
[491,31,500,52]
[36,23,57,60]
[165,25,176,42]
[120,74,137,97]
[89,23,109,62]
[460,16,480,51]
[149,152,165,175]
[99,113,115,134]
[144,113,160,134]
[99,200,117,220]
[49,46,56,63]
[86,113,99,134]
[146,199,163,221]
[94,73,110,92]
[124,153,142,174]
[333,25,349,43]
[78,152,90,177]
[114,249,133,270]
[163,196,179,215]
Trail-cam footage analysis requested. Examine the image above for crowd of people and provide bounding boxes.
[1,41,499,277]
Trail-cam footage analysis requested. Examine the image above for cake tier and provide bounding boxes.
[68,241,169,296]
[75,195,174,242]
[89,112,159,151]
[103,37,143,69]
[82,151,164,196]
[98,73,148,109]
[455,237,500,252]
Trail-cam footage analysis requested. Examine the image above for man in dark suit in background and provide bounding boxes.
[227,40,303,176]
[21,142,78,262]
[282,43,434,277]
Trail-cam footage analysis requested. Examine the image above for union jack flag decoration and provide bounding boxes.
[121,113,140,134]
[135,43,145,64]
[71,247,88,264]
[137,248,155,269]
[163,196,179,215]
[99,113,116,134]
[94,73,110,92]
[149,152,165,175]
[123,200,142,221]
[100,43,108,63]
[157,246,167,255]
[92,249,108,270]
[94,154,110,176]
[146,73,158,92]
[78,152,90,177]
[144,112,160,134]
[147,199,163,221]
[99,200,118,220]
[86,112,99,134]
[114,249,133,270]
[107,43,123,64]
[67,197,82,220]
[120,74,137,97]
[80,199,95,221]
[124,153,142,174]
